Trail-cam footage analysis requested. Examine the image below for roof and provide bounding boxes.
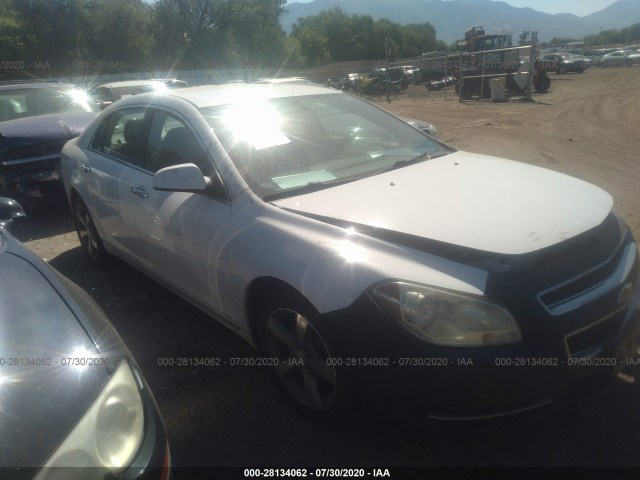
[162,83,337,109]
[253,77,314,85]
[94,80,162,89]
[0,82,76,91]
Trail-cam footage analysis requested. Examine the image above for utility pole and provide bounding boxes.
[526,31,537,101]
[385,37,390,103]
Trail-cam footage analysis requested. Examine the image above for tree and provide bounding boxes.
[227,0,287,67]
[84,0,154,73]
[0,0,24,64]
[151,0,227,69]
[10,0,90,73]
[518,30,530,46]
[290,7,441,64]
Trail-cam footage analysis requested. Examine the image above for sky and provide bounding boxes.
[286,0,621,17]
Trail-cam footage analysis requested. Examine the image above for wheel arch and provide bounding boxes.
[69,187,82,209]
[244,276,312,343]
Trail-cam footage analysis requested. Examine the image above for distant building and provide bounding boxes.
[540,41,585,55]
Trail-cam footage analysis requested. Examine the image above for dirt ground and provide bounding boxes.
[12,67,640,471]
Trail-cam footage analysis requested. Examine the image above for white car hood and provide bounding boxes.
[273,151,613,255]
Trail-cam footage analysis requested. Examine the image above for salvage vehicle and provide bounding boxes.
[0,81,99,202]
[539,53,587,74]
[88,80,170,110]
[417,26,551,98]
[62,84,640,421]
[0,197,170,479]
[456,27,551,98]
[426,76,456,91]
[600,50,640,67]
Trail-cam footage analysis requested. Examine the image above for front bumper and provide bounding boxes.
[319,263,640,421]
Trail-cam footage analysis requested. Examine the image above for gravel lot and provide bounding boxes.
[13,67,640,472]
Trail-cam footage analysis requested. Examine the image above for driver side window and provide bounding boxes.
[145,111,212,176]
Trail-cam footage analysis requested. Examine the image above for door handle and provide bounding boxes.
[80,165,92,173]
[131,186,149,198]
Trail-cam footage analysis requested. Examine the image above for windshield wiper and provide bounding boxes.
[375,151,443,175]
[264,177,362,202]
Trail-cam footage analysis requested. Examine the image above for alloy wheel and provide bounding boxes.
[75,204,100,262]
[264,308,337,411]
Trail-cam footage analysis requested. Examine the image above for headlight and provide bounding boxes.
[372,282,522,347]
[35,360,144,480]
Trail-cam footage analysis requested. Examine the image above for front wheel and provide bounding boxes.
[258,289,357,420]
[73,198,110,266]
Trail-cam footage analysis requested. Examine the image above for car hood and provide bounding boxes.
[0,111,98,143]
[272,151,613,255]
[0,242,109,468]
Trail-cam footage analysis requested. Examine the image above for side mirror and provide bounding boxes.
[0,197,26,231]
[153,163,212,193]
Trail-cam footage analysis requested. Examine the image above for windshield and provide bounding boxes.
[0,87,98,122]
[201,93,451,199]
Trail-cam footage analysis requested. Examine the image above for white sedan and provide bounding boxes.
[62,84,640,421]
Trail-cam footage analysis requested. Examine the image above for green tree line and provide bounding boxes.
[6,0,632,77]
[0,0,291,76]
[290,7,446,66]
[0,1,447,76]
[583,22,640,47]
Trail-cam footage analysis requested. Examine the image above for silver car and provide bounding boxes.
[600,50,640,67]
[61,84,640,421]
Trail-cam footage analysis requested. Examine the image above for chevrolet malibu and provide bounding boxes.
[61,84,640,421]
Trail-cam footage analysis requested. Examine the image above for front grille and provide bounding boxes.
[565,310,625,357]
[4,141,66,162]
[540,244,625,311]
[0,157,59,178]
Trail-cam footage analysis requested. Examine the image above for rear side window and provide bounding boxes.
[91,108,149,168]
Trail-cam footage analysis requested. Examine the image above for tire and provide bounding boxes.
[73,198,111,266]
[558,65,567,75]
[257,288,357,421]
[533,73,551,93]
[455,80,473,99]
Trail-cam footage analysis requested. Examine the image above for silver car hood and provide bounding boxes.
[273,151,613,255]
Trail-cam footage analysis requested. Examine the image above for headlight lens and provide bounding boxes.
[372,282,522,346]
[35,360,144,479]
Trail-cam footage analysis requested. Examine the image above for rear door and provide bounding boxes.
[83,107,150,261]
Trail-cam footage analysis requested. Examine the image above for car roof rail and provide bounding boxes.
[0,79,65,85]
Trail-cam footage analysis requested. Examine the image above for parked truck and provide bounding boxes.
[455,26,551,98]
[416,26,550,98]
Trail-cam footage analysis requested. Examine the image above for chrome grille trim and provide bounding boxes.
[538,242,637,316]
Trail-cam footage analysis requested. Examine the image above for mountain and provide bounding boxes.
[584,0,640,29]
[282,0,638,43]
